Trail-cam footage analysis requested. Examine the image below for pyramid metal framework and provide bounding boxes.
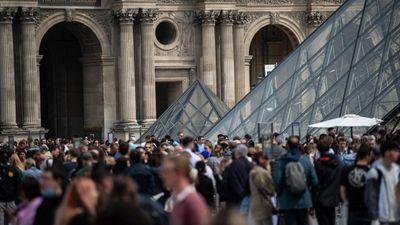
[141,80,230,139]
[206,0,400,141]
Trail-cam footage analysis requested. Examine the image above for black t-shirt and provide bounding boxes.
[113,158,129,174]
[341,164,369,211]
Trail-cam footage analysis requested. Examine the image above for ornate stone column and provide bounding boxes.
[245,55,253,89]
[0,8,17,129]
[114,9,138,126]
[20,8,40,128]
[197,11,218,94]
[139,9,158,126]
[233,12,249,102]
[219,11,235,107]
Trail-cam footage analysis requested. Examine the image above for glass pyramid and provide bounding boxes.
[141,80,230,139]
[206,0,400,141]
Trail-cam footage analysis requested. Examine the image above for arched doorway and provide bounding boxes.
[249,25,299,86]
[39,22,103,138]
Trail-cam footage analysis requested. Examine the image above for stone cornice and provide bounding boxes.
[0,7,16,22]
[196,10,219,24]
[114,8,138,23]
[312,0,345,4]
[18,7,39,23]
[156,0,311,2]
[157,0,196,3]
[237,0,299,4]
[139,8,159,23]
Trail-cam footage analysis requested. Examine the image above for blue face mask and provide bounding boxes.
[42,188,55,198]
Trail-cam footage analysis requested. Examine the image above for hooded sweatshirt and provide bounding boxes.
[315,153,344,208]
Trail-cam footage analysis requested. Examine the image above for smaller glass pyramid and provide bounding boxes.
[140,80,230,139]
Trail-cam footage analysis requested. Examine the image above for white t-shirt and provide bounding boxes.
[183,148,201,167]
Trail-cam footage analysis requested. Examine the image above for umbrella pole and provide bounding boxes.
[350,127,353,139]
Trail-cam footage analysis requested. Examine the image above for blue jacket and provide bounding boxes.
[272,149,318,210]
[124,163,156,196]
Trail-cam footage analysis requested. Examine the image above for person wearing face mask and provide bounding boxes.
[33,167,66,225]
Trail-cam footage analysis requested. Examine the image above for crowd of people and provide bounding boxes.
[0,128,400,225]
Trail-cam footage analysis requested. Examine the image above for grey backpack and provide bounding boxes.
[285,158,307,195]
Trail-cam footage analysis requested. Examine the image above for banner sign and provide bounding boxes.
[39,0,101,6]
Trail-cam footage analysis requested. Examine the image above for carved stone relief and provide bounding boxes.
[155,11,196,57]
[269,12,280,24]
[36,8,59,30]
[306,11,325,26]
[77,9,113,41]
[65,8,75,22]
[19,7,40,23]
[0,7,16,22]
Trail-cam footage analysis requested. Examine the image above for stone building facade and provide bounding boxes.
[0,0,343,141]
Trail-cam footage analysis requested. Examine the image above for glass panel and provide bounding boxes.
[390,1,400,30]
[348,42,384,94]
[319,45,354,97]
[354,10,391,64]
[378,53,400,93]
[384,28,400,61]
[344,75,379,114]
[285,86,317,128]
[373,84,400,118]
[361,0,393,32]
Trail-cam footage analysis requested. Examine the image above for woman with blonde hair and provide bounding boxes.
[10,153,25,177]
[55,178,99,225]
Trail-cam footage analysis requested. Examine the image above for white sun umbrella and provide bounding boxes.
[308,114,383,128]
[308,114,383,138]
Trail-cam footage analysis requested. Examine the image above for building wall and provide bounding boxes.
[0,0,343,141]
